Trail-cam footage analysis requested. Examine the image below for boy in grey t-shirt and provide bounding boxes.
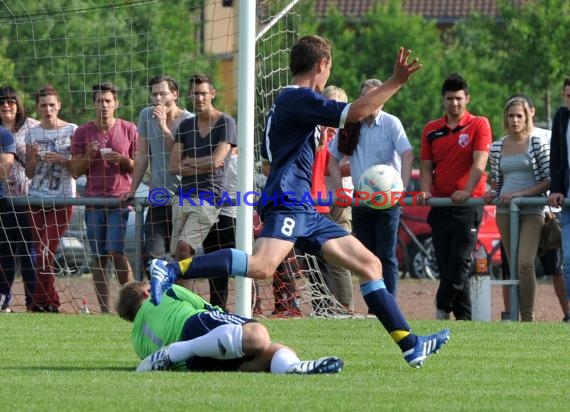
[126,75,194,262]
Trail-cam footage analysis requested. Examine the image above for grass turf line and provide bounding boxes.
[1,315,569,411]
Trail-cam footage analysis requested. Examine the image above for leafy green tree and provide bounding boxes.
[441,13,512,138]
[304,0,570,141]
[436,0,570,134]
[0,39,16,87]
[306,0,448,159]
[0,0,212,124]
[497,0,570,125]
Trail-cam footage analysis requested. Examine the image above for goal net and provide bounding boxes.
[0,0,351,317]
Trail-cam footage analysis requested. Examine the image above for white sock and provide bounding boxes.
[167,324,245,363]
[270,348,301,374]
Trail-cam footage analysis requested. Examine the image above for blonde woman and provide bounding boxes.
[484,97,550,321]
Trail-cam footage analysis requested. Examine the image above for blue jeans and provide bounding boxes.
[0,200,36,307]
[560,210,570,299]
[352,205,400,295]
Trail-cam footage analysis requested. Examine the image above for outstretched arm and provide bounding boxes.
[347,48,422,123]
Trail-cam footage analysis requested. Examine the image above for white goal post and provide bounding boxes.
[1,0,349,317]
[233,0,256,317]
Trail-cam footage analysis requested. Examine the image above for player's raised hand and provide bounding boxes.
[392,47,422,84]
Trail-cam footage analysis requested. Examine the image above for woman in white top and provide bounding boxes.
[24,85,78,312]
[484,97,550,321]
[0,85,39,312]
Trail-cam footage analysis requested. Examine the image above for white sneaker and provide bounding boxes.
[136,347,173,372]
[0,294,10,312]
[286,356,343,374]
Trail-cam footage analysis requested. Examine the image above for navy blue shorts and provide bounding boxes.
[258,205,349,255]
[180,311,256,371]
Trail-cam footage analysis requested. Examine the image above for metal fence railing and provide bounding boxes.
[407,196,567,321]
[10,195,566,321]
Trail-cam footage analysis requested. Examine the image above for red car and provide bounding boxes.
[396,169,502,279]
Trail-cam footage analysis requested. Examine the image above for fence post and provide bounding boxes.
[470,274,492,321]
[509,201,521,321]
[134,200,145,281]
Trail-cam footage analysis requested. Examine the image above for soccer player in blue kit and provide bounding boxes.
[148,35,450,369]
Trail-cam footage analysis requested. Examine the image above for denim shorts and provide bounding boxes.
[85,207,130,255]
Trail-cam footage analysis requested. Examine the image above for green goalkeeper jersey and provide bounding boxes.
[132,284,216,360]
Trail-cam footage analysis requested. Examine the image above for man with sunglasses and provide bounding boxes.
[0,86,38,312]
[124,76,193,268]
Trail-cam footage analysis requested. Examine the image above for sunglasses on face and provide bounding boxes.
[0,98,17,106]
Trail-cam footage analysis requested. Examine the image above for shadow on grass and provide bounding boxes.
[0,366,135,372]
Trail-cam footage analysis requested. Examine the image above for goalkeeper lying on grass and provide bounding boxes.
[116,281,342,374]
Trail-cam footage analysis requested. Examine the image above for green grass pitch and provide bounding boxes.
[1,314,569,411]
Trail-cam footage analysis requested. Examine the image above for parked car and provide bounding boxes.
[396,169,502,279]
[54,179,90,277]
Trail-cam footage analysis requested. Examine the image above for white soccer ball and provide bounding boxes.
[357,164,404,210]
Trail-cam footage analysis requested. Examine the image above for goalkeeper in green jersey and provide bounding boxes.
[116,281,343,374]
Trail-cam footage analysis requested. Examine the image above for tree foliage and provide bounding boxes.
[497,0,570,124]
[0,0,567,146]
[441,13,512,136]
[309,0,447,150]
[302,0,570,150]
[0,0,213,124]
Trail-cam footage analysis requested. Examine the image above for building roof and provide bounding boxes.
[314,0,527,22]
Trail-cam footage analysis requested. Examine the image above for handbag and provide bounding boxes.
[538,210,562,255]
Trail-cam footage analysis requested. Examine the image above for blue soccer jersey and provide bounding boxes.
[0,126,16,198]
[257,86,350,251]
[261,86,349,206]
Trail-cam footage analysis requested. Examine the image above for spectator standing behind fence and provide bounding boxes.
[25,86,77,313]
[484,97,550,322]
[497,93,569,322]
[0,86,38,312]
[168,74,237,263]
[70,83,138,313]
[549,78,570,301]
[201,146,238,310]
[1,86,40,197]
[124,75,194,267]
[316,85,354,311]
[419,73,492,321]
[0,125,27,312]
[330,79,413,297]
